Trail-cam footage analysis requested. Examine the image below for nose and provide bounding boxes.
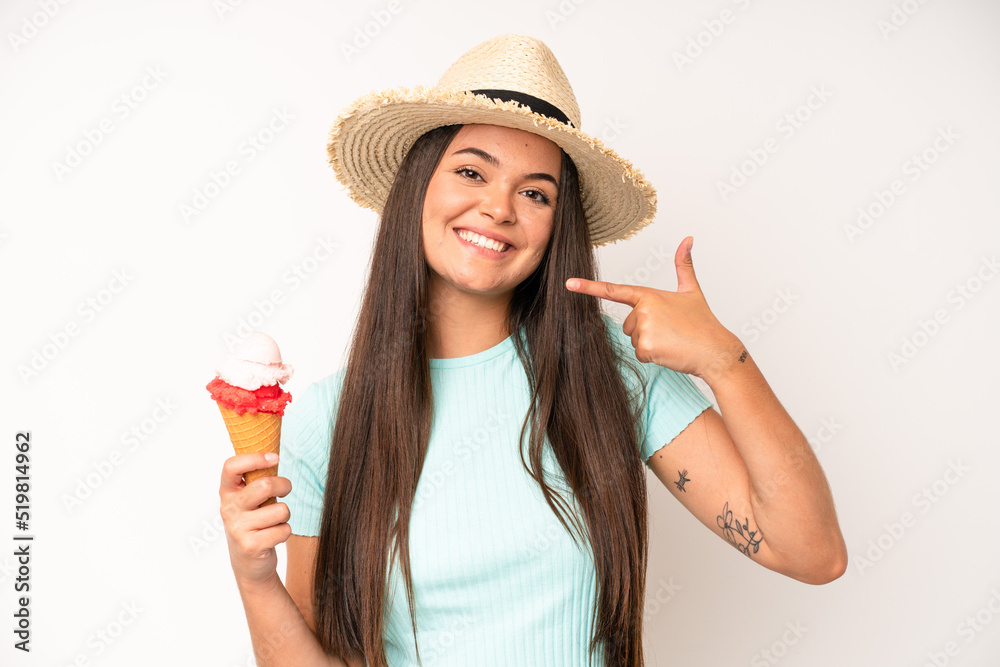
[477,183,516,224]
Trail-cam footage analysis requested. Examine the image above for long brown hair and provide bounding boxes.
[314,123,650,666]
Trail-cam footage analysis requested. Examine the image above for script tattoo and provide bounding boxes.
[716,501,762,558]
[675,470,690,493]
[738,350,748,363]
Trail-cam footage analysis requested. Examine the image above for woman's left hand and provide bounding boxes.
[565,236,742,381]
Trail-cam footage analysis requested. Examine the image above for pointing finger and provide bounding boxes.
[565,278,642,307]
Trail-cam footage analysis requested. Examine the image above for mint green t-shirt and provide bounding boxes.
[278,314,712,666]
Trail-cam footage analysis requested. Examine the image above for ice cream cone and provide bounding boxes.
[217,403,281,506]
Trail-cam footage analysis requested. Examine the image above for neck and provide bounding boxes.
[424,279,512,359]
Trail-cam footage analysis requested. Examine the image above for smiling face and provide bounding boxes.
[421,124,563,304]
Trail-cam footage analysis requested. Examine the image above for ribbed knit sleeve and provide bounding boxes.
[601,314,714,466]
[278,369,344,537]
[638,362,713,463]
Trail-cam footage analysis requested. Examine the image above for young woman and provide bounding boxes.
[219,34,847,667]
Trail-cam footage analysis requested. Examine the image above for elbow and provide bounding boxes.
[803,554,848,585]
[772,530,848,585]
[797,540,848,585]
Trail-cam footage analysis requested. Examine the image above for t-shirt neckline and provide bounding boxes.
[428,330,519,369]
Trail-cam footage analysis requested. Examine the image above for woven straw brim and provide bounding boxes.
[326,86,657,247]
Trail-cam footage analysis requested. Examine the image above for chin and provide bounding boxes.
[459,283,511,296]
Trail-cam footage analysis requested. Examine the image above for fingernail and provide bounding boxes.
[265,452,278,463]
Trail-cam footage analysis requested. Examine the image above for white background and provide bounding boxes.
[1,0,999,665]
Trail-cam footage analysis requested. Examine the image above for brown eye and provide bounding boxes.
[456,168,483,181]
[523,189,551,205]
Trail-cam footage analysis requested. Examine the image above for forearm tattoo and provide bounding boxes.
[717,501,762,558]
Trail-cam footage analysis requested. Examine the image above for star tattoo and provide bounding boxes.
[675,469,690,493]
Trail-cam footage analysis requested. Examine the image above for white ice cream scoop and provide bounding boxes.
[215,331,294,391]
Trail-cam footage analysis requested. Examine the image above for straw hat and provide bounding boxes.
[326,34,657,247]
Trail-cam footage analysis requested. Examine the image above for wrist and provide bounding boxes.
[698,334,748,386]
[235,567,284,599]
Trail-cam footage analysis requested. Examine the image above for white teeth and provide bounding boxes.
[458,229,508,252]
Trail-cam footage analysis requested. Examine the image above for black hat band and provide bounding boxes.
[470,88,574,128]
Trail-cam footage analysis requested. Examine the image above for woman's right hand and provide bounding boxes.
[219,452,293,589]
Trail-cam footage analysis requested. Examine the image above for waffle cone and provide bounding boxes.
[217,403,281,506]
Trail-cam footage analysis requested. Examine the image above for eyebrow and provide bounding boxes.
[450,147,560,190]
